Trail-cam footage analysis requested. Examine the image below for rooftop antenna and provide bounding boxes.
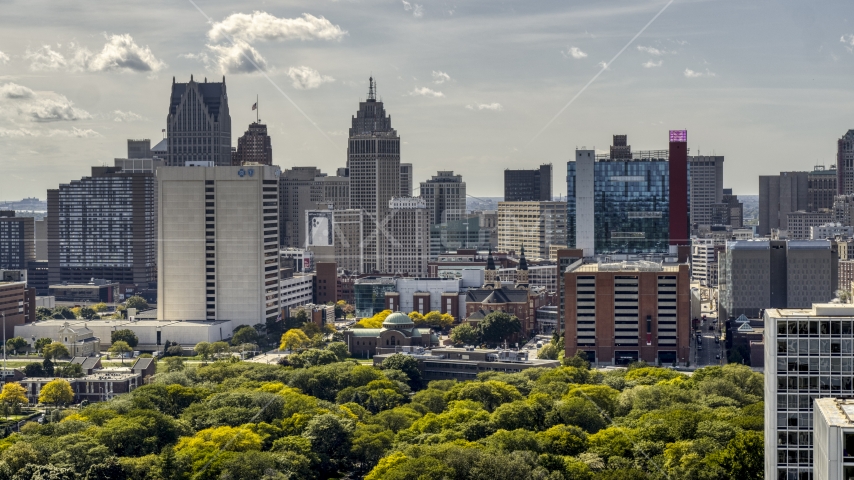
[368,76,376,101]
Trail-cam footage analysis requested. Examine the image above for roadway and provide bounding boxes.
[690,300,725,367]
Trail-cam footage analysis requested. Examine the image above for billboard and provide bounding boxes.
[306,210,334,247]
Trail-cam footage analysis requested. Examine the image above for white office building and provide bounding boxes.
[279,273,314,313]
[765,303,854,480]
[690,238,719,286]
[814,397,854,480]
[157,165,281,327]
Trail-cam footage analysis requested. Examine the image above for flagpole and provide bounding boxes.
[256,94,259,123]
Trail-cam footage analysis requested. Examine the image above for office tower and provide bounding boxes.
[0,211,34,270]
[556,248,584,335]
[669,130,689,246]
[564,260,690,365]
[157,165,281,325]
[610,134,631,159]
[834,195,854,226]
[504,164,552,201]
[165,75,231,167]
[711,188,743,228]
[687,155,724,227]
[347,77,401,273]
[759,172,809,236]
[810,165,838,211]
[331,209,364,273]
[380,197,429,276]
[47,166,157,290]
[26,260,48,295]
[233,122,272,166]
[278,167,323,248]
[0,280,27,339]
[33,218,46,261]
[764,303,854,480]
[568,139,669,255]
[497,201,567,259]
[313,262,337,304]
[690,238,718,286]
[420,171,466,226]
[838,130,854,195]
[127,139,151,159]
[813,398,854,480]
[310,175,350,210]
[399,163,413,197]
[719,240,838,320]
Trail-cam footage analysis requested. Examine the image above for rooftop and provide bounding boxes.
[815,398,854,427]
[568,260,682,273]
[766,303,854,318]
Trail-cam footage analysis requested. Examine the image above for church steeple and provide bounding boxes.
[515,246,529,289]
[483,248,500,289]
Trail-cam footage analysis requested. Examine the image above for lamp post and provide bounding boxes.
[2,312,6,384]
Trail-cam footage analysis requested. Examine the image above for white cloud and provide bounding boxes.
[466,103,502,111]
[286,66,335,89]
[207,41,268,74]
[432,71,450,84]
[410,87,444,97]
[0,82,91,122]
[598,61,608,69]
[637,45,668,56]
[563,47,588,59]
[49,127,100,138]
[684,68,715,78]
[0,127,37,138]
[112,110,144,122]
[643,60,663,68]
[0,51,8,64]
[842,35,854,52]
[402,0,424,17]
[24,35,165,73]
[209,12,346,43]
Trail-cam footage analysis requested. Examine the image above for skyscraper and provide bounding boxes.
[838,130,854,195]
[669,130,689,246]
[157,165,281,325]
[347,77,400,273]
[399,163,413,197]
[47,166,157,293]
[504,164,552,201]
[0,211,34,270]
[278,167,323,248]
[759,172,809,236]
[809,165,838,211]
[419,171,466,226]
[233,122,272,166]
[687,155,724,228]
[381,197,429,276]
[497,201,567,260]
[166,75,231,167]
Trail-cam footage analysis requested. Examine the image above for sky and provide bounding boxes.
[1,0,853,200]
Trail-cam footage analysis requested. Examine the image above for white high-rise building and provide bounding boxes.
[573,149,595,256]
[419,171,466,227]
[381,197,429,277]
[764,303,854,480]
[814,397,854,480]
[498,201,568,260]
[157,165,281,326]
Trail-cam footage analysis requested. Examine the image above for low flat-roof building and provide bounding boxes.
[372,346,560,381]
[344,312,438,358]
[814,398,854,480]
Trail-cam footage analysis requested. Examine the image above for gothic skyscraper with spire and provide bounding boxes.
[347,77,401,272]
[166,75,232,167]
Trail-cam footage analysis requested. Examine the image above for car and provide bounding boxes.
[715,354,721,360]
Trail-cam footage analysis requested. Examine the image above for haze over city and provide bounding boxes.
[2,0,854,199]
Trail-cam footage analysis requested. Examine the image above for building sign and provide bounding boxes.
[669,130,687,142]
[306,211,334,247]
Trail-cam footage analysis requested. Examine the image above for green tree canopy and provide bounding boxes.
[449,323,479,345]
[111,329,139,348]
[476,312,522,345]
[124,296,149,310]
[42,342,70,360]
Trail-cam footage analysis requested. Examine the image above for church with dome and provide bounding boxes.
[344,311,440,358]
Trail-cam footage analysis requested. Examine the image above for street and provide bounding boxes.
[690,298,725,367]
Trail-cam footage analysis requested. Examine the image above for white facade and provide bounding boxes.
[498,201,568,260]
[690,238,718,286]
[279,273,314,313]
[812,223,854,240]
[393,277,462,313]
[497,265,559,292]
[764,304,854,480]
[157,166,281,327]
[574,150,595,256]
[814,397,854,480]
[382,197,429,276]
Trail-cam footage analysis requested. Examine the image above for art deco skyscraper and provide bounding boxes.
[166,75,232,167]
[233,122,272,166]
[347,77,400,273]
[838,130,854,195]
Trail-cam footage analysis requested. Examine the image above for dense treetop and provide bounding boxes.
[0,351,763,480]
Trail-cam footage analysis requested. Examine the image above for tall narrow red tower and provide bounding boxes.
[669,130,689,246]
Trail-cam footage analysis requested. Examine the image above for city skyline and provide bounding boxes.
[2,1,854,200]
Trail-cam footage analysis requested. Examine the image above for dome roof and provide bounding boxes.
[382,312,414,328]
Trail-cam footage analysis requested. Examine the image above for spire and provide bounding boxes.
[518,246,528,271]
[190,74,193,82]
[486,248,496,270]
[367,76,376,102]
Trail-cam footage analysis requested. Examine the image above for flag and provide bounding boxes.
[252,102,257,111]
[161,129,165,132]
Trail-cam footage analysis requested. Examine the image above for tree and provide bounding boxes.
[231,325,259,346]
[708,430,764,479]
[302,413,355,475]
[34,337,52,353]
[84,457,126,480]
[36,307,52,320]
[326,342,349,361]
[166,344,184,357]
[109,341,132,364]
[111,329,139,348]
[23,363,45,377]
[6,336,28,355]
[124,295,149,310]
[334,300,346,319]
[408,311,426,326]
[91,302,109,313]
[54,363,83,378]
[537,343,559,360]
[355,310,391,329]
[280,329,312,352]
[423,311,453,329]
[287,349,339,368]
[382,353,423,390]
[42,358,54,376]
[194,341,212,361]
[563,350,590,369]
[163,357,185,372]
[12,464,75,480]
[51,306,76,320]
[449,323,479,345]
[43,342,70,360]
[476,312,521,344]
[0,382,28,410]
[39,378,74,407]
[301,321,322,337]
[78,307,97,319]
[209,341,230,358]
